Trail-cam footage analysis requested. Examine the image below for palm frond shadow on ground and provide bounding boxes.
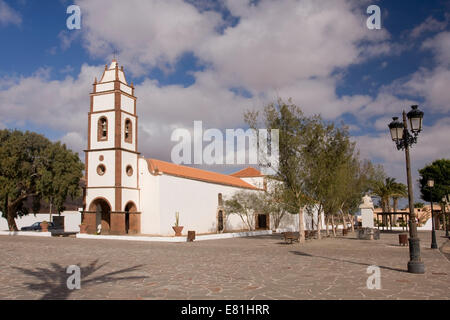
[12,259,148,300]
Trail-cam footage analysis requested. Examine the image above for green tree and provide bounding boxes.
[418,159,450,203]
[223,191,258,231]
[419,159,450,230]
[245,98,385,240]
[224,177,297,231]
[245,99,319,242]
[0,130,84,231]
[414,202,425,208]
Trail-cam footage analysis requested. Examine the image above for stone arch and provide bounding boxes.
[87,197,111,234]
[124,118,132,143]
[97,116,108,141]
[124,201,139,234]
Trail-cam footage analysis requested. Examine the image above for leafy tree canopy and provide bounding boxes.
[0,129,84,230]
[418,159,450,203]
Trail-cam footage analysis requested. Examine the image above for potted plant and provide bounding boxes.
[172,212,184,236]
[40,221,49,232]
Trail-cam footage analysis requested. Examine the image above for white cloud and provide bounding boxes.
[60,131,85,157]
[0,64,101,134]
[0,0,21,26]
[422,31,450,66]
[387,31,450,114]
[3,0,447,181]
[401,67,450,113]
[197,0,391,91]
[355,117,450,199]
[356,92,418,120]
[75,0,223,76]
[410,15,449,39]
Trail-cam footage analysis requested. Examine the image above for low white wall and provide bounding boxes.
[0,211,81,232]
[0,231,52,237]
[77,229,272,242]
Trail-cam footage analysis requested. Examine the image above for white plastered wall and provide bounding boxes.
[93,93,115,112]
[0,211,82,232]
[156,175,260,236]
[88,150,115,187]
[122,188,140,212]
[138,158,161,235]
[90,111,115,149]
[240,177,265,189]
[85,188,115,212]
[120,83,132,95]
[95,82,114,93]
[121,94,134,114]
[121,152,138,189]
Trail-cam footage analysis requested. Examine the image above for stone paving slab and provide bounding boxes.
[0,230,448,300]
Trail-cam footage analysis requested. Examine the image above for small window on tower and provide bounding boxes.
[125,119,132,143]
[126,165,133,176]
[98,117,108,141]
[97,164,106,176]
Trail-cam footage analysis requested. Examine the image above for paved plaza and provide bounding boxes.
[0,230,449,300]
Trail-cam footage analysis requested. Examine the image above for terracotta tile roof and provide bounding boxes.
[230,167,263,178]
[146,159,258,190]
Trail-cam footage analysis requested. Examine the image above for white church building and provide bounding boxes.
[82,60,317,236]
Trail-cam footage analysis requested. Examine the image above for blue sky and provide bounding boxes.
[1,0,450,203]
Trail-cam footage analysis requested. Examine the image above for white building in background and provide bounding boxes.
[0,211,81,233]
[1,59,323,235]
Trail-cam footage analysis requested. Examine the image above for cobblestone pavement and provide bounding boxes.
[0,230,449,300]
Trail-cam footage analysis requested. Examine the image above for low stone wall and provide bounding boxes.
[76,229,273,242]
[0,230,52,237]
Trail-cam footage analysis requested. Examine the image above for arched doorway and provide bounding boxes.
[124,202,138,234]
[88,198,111,234]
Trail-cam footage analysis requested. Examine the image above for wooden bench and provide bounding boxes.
[283,232,300,244]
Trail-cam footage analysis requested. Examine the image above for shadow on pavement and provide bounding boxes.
[289,251,408,273]
[13,259,148,300]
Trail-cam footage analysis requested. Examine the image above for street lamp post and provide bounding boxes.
[388,105,425,274]
[428,179,438,249]
[443,195,449,238]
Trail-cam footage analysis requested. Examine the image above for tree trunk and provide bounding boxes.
[298,206,305,243]
[49,201,53,223]
[325,215,329,237]
[316,210,322,240]
[331,214,336,237]
[348,214,354,232]
[342,212,347,232]
[7,205,18,231]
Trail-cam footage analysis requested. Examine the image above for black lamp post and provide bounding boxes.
[443,195,449,238]
[428,179,438,249]
[388,105,425,274]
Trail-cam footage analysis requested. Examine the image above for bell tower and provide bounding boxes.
[83,59,141,235]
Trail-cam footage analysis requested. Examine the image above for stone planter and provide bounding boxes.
[40,222,49,232]
[79,224,88,234]
[172,226,184,236]
[357,227,380,240]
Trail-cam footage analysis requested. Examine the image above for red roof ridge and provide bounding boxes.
[146,159,258,190]
[230,167,263,178]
